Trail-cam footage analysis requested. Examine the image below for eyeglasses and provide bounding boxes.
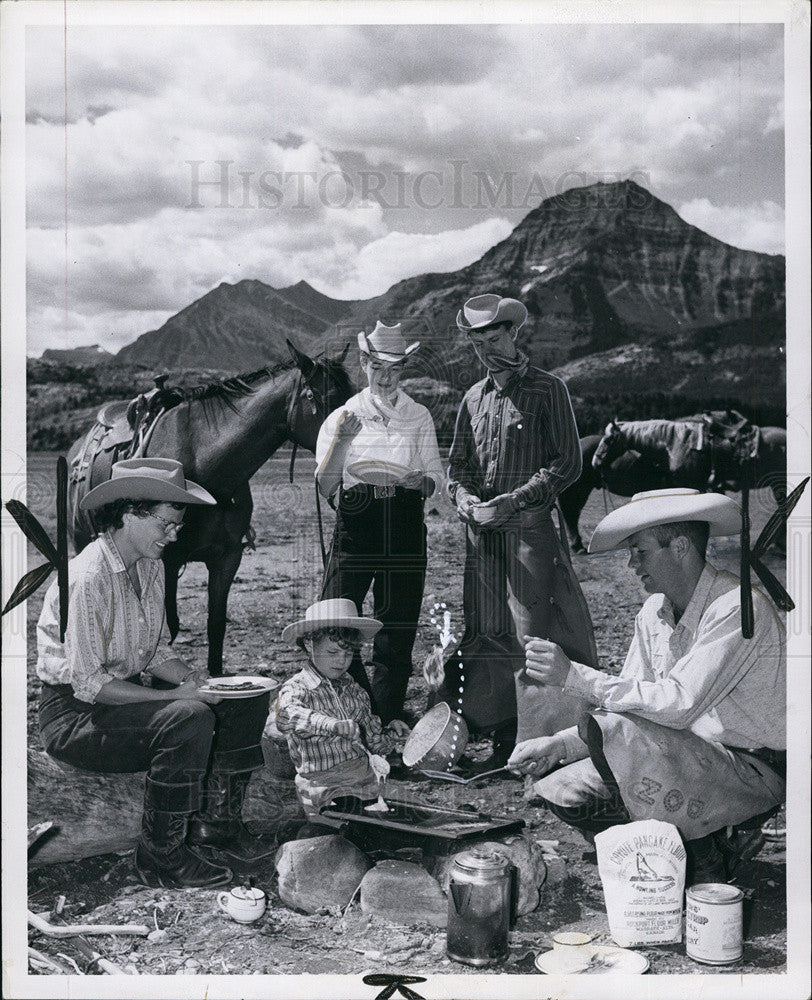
[146,511,184,536]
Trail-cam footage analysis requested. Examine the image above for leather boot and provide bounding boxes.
[187,772,276,864]
[685,833,728,886]
[134,807,232,889]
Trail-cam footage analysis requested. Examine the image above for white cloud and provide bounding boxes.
[678,198,785,255]
[316,218,514,300]
[21,22,785,353]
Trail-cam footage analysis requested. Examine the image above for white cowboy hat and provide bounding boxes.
[456,294,528,333]
[357,321,420,363]
[588,488,742,553]
[80,458,216,510]
[282,598,383,645]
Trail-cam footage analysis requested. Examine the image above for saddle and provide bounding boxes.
[697,411,760,489]
[69,377,182,531]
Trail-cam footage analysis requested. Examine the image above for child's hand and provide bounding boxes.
[332,719,361,742]
[386,719,411,738]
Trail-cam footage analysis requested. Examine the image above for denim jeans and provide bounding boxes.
[40,682,269,813]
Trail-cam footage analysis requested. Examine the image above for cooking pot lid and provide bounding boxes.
[455,848,510,873]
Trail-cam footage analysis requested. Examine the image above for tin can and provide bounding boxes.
[685,883,744,965]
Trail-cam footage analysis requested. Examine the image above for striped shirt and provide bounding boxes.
[563,564,786,750]
[447,362,582,509]
[36,532,172,703]
[275,662,394,774]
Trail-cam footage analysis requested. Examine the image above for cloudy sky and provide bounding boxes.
[22,15,785,355]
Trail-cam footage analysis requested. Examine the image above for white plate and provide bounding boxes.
[535,945,649,975]
[200,675,277,699]
[347,459,412,487]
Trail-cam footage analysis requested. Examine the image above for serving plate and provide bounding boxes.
[199,675,277,699]
[347,459,412,487]
[535,944,649,975]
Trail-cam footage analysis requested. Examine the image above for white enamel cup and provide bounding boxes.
[217,885,267,924]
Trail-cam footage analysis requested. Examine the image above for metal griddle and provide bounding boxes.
[319,795,524,855]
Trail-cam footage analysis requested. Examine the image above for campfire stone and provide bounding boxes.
[359,861,447,927]
[275,835,371,914]
[430,834,547,916]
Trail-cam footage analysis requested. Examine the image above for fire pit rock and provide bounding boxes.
[359,860,447,927]
[275,835,371,914]
[430,834,547,916]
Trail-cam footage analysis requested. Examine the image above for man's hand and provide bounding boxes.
[456,494,482,525]
[332,718,362,742]
[523,637,572,687]
[473,493,519,528]
[507,736,565,778]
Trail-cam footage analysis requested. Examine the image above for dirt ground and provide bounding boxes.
[23,449,788,978]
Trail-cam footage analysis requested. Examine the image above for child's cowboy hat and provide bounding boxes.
[80,458,216,510]
[282,598,383,644]
[588,488,742,553]
[357,321,420,363]
[456,294,528,333]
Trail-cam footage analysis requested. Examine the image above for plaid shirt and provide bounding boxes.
[275,663,394,774]
[447,362,582,509]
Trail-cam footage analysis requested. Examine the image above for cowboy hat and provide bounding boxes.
[282,598,382,644]
[456,294,528,333]
[588,488,742,553]
[80,458,216,510]
[357,321,420,363]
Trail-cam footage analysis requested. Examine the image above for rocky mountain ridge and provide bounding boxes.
[43,180,785,407]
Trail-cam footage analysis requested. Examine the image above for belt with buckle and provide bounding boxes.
[373,484,397,499]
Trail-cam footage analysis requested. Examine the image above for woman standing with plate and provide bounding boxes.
[36,458,274,889]
[315,322,445,724]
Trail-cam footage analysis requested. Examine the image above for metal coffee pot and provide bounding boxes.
[446,847,512,966]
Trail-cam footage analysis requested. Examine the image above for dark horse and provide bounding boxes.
[68,341,354,674]
[594,418,787,497]
[560,416,787,553]
[559,435,671,552]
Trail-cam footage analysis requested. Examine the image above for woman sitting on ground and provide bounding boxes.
[36,458,273,889]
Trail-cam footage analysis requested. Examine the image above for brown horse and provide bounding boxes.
[67,341,354,674]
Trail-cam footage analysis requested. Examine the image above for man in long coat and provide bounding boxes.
[440,293,598,769]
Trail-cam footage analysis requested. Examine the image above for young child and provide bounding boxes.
[275,599,411,821]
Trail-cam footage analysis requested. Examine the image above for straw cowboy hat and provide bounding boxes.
[588,488,742,553]
[282,598,383,644]
[80,458,216,510]
[357,321,420,363]
[456,294,528,333]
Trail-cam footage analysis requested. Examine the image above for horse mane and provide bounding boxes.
[176,354,354,411]
[181,360,295,404]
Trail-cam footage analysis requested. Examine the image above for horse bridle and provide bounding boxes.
[285,364,331,568]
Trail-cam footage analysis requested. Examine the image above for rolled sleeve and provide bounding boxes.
[64,579,118,703]
[417,409,446,497]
